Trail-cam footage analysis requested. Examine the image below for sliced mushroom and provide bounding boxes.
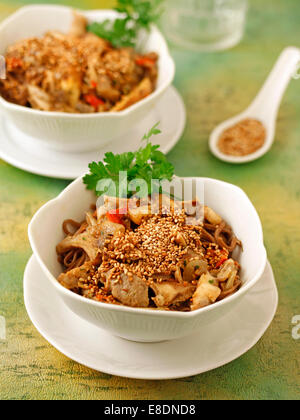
[183,258,208,282]
[174,266,183,283]
[56,228,100,261]
[217,259,237,281]
[217,259,238,291]
[57,216,124,260]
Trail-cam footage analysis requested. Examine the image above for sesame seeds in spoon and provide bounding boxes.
[209,47,300,163]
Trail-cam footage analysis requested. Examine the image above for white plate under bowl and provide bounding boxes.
[0,86,185,180]
[24,256,278,380]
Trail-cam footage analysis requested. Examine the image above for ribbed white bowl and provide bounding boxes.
[0,6,175,152]
[28,177,267,343]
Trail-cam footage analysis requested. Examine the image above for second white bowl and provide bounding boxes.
[0,6,175,152]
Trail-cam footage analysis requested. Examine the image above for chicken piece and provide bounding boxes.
[76,101,95,113]
[97,196,129,219]
[176,200,204,225]
[191,273,221,311]
[80,33,109,55]
[110,77,152,112]
[175,232,188,247]
[151,282,195,308]
[69,12,88,37]
[128,205,150,225]
[58,261,94,290]
[60,75,81,108]
[27,85,52,111]
[96,74,121,103]
[150,194,177,215]
[106,273,149,308]
[204,206,222,225]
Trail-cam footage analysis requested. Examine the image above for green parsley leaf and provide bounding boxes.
[87,0,164,48]
[83,123,174,199]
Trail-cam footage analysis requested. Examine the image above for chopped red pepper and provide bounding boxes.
[84,94,104,110]
[135,56,156,67]
[7,57,23,70]
[116,206,128,215]
[106,206,129,225]
[216,252,228,268]
[106,210,125,225]
[91,80,98,89]
[216,257,227,268]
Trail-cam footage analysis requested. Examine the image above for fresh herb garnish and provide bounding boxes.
[87,0,164,48]
[83,123,174,198]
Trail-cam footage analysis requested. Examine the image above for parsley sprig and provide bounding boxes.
[87,0,164,48]
[83,123,174,198]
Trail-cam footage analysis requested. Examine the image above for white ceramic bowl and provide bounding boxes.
[0,5,175,152]
[28,177,267,343]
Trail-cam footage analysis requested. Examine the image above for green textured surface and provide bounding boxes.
[0,0,299,400]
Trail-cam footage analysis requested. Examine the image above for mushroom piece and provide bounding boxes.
[56,227,100,261]
[217,259,238,290]
[174,266,183,283]
[191,273,221,311]
[57,215,125,261]
[97,196,129,219]
[183,258,208,282]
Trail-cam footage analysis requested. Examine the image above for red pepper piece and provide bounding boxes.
[84,94,104,110]
[135,56,156,67]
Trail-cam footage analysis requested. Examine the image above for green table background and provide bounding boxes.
[0,0,299,400]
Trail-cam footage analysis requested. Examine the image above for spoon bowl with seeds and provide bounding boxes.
[210,47,300,164]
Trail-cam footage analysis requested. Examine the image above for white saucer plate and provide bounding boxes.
[24,256,278,380]
[0,86,186,180]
